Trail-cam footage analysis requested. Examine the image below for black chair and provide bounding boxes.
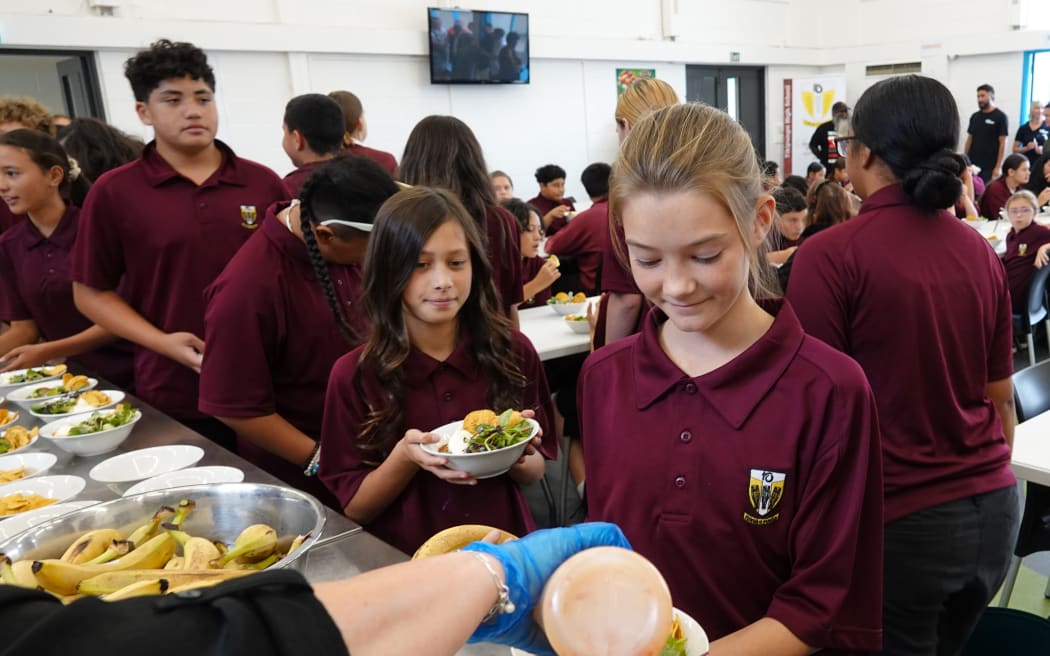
[998,358,1050,606]
[1013,264,1050,369]
[962,608,1050,655]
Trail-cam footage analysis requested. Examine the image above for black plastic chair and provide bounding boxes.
[1013,264,1050,369]
[962,608,1050,655]
[998,359,1050,606]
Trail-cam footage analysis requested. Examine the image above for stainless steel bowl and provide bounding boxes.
[0,482,326,570]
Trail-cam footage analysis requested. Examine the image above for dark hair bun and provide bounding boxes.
[901,149,965,211]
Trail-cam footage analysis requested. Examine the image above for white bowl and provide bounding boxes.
[0,425,39,456]
[509,608,709,656]
[28,390,125,419]
[90,444,204,483]
[0,409,18,431]
[0,475,86,518]
[0,452,57,481]
[6,378,98,411]
[0,499,100,541]
[564,315,591,334]
[0,365,67,393]
[39,407,143,457]
[122,465,245,496]
[548,300,587,316]
[420,418,539,479]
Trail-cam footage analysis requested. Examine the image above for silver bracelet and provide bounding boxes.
[471,552,515,623]
[303,443,321,477]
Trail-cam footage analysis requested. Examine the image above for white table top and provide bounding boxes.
[1013,408,1050,486]
[518,297,598,361]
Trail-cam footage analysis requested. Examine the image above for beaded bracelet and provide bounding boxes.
[471,552,515,624]
[303,443,321,477]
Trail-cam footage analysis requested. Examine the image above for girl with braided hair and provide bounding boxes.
[0,129,134,386]
[318,186,557,554]
[199,155,398,506]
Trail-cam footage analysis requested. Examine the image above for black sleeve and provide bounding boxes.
[1,570,348,656]
[809,123,827,158]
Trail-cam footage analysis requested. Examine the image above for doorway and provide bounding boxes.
[0,50,104,120]
[686,65,765,155]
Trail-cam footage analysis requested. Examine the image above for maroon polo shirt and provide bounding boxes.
[771,230,801,249]
[318,329,557,554]
[579,301,883,652]
[282,160,325,199]
[593,221,647,348]
[520,256,553,309]
[200,202,363,506]
[484,205,525,314]
[345,143,398,179]
[543,199,607,295]
[0,203,19,234]
[1005,222,1050,314]
[978,178,1013,220]
[787,183,1015,524]
[0,207,135,387]
[528,194,576,236]
[70,140,288,419]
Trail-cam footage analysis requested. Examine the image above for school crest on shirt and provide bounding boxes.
[745,469,786,526]
[240,205,259,229]
[1020,243,1029,257]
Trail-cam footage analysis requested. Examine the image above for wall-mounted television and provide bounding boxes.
[427,7,529,84]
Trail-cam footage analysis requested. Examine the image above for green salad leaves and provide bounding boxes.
[64,405,137,436]
[464,409,533,453]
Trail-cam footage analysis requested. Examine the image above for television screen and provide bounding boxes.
[428,7,529,84]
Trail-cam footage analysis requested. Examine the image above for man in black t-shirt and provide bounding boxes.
[1014,100,1048,168]
[965,83,1009,183]
[809,101,849,171]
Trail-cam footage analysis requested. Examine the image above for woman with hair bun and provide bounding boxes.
[788,75,1019,655]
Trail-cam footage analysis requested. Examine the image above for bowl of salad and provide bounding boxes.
[28,390,124,420]
[547,291,588,316]
[6,375,97,411]
[420,409,539,479]
[39,404,142,456]
[0,365,67,394]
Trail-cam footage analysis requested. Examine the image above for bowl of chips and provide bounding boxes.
[0,475,85,518]
[0,425,39,456]
[564,314,591,334]
[0,408,18,431]
[6,374,97,411]
[0,452,58,483]
[548,291,588,316]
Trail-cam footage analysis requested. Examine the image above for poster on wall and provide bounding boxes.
[617,68,655,95]
[783,76,847,175]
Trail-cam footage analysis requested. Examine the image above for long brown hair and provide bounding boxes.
[354,186,525,456]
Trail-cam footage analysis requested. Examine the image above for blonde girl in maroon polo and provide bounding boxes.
[1004,190,1050,316]
[70,40,287,448]
[318,187,556,554]
[199,156,400,508]
[579,103,884,654]
[788,75,1019,655]
[0,130,133,386]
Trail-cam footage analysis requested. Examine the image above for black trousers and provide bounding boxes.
[879,484,1021,656]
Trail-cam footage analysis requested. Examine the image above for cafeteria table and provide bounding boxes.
[518,297,598,361]
[0,385,505,655]
[1012,408,1050,486]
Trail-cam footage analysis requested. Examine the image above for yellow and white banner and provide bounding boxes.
[783,76,847,175]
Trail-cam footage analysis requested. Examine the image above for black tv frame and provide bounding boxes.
[427,7,530,85]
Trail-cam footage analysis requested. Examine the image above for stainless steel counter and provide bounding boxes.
[3,391,505,655]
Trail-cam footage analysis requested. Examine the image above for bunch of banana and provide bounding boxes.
[0,498,311,602]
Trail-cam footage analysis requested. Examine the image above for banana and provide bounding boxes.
[0,554,38,588]
[77,568,251,595]
[125,505,174,548]
[182,537,220,570]
[166,500,196,531]
[84,539,133,565]
[411,524,517,560]
[287,533,310,556]
[34,533,177,595]
[240,553,279,570]
[163,556,183,570]
[214,524,277,566]
[60,528,125,564]
[101,578,168,601]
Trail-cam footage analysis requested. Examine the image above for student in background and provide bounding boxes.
[805,161,825,189]
[543,162,610,297]
[0,96,54,234]
[502,198,559,309]
[280,93,344,198]
[400,115,523,322]
[979,153,1030,219]
[779,174,809,199]
[765,186,806,267]
[776,181,855,294]
[788,75,1018,655]
[328,90,398,178]
[1004,190,1050,316]
[319,187,556,554]
[528,164,575,236]
[71,39,287,451]
[0,130,134,386]
[59,117,144,184]
[598,77,680,348]
[490,170,514,202]
[200,156,399,507]
[580,102,883,653]
[1024,152,1050,207]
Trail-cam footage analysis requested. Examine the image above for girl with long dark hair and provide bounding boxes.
[319,186,556,554]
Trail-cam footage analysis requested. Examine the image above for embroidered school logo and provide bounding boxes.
[240,205,259,229]
[745,469,786,526]
[1020,243,1029,257]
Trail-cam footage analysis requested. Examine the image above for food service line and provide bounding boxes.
[0,385,506,655]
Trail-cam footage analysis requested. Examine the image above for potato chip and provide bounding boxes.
[0,409,13,425]
[79,391,112,407]
[0,492,56,516]
[0,466,26,483]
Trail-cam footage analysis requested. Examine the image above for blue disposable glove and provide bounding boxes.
[463,522,631,655]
